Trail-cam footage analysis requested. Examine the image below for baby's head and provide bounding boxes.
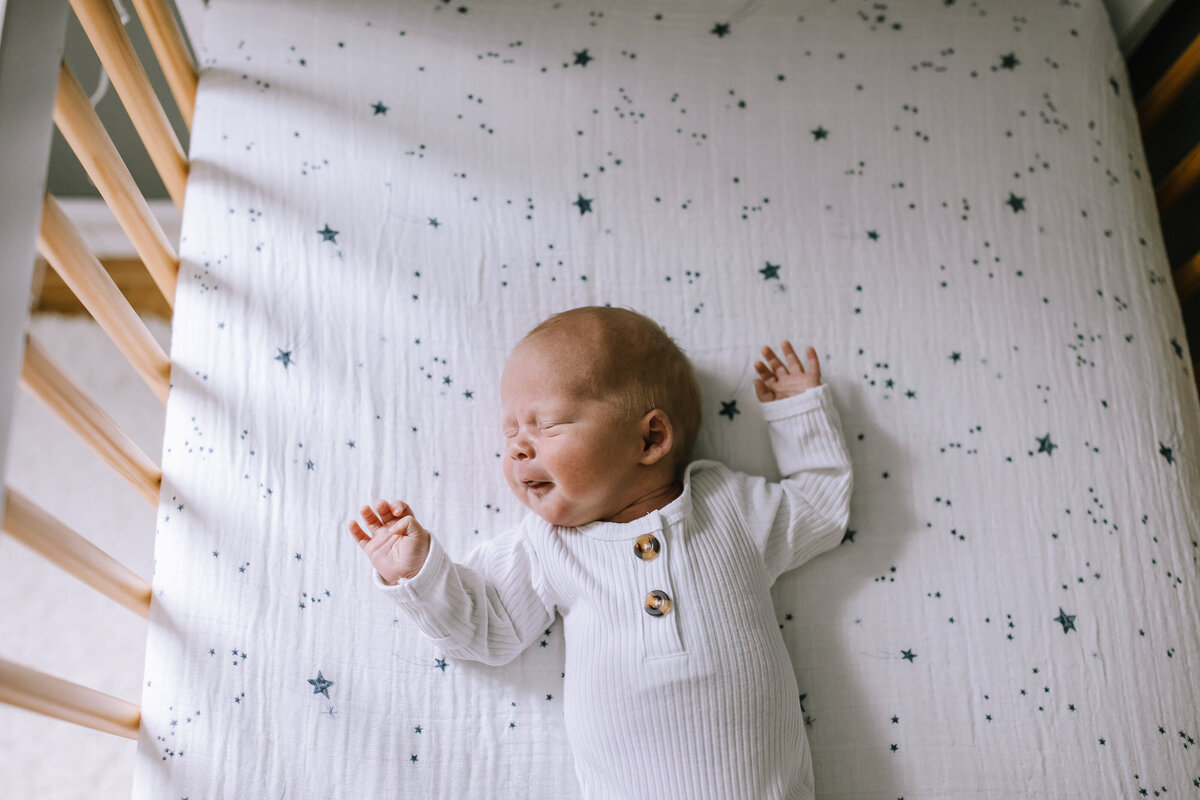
[500,307,702,527]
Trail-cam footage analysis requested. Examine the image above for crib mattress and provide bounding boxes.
[134,0,1200,796]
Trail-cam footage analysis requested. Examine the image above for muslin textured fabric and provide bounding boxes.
[133,0,1200,797]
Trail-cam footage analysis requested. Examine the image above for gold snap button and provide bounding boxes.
[634,533,660,561]
[644,590,671,617]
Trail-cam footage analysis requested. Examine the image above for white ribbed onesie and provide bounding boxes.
[376,384,853,799]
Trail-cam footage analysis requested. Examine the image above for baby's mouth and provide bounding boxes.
[523,480,553,493]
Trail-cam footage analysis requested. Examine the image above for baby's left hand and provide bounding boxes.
[754,340,821,402]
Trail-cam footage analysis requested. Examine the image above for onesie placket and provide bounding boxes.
[635,509,686,661]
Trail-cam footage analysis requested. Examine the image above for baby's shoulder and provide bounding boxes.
[684,458,742,490]
[685,458,780,512]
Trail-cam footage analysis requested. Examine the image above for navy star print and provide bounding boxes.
[308,672,334,698]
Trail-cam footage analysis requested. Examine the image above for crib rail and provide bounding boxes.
[20,336,162,507]
[0,656,141,740]
[0,0,193,741]
[70,0,188,210]
[1138,25,1200,311]
[54,59,179,307]
[2,489,153,619]
[37,193,172,403]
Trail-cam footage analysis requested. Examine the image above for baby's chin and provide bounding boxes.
[526,501,577,528]
[513,488,587,528]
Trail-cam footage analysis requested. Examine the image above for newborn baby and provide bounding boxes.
[349,306,853,799]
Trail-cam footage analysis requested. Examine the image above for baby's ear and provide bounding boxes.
[638,409,675,466]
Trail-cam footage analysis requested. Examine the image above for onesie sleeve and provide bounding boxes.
[734,383,854,584]
[374,519,555,666]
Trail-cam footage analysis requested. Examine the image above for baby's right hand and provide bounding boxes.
[348,500,431,585]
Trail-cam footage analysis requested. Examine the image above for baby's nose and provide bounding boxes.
[508,435,532,460]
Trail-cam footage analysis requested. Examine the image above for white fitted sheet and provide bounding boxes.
[134,0,1200,796]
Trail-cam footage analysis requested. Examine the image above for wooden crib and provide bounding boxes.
[0,0,193,738]
[1,0,1198,776]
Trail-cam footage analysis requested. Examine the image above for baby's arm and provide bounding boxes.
[740,342,853,583]
[348,502,553,666]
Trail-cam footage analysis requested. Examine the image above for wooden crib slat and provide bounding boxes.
[1137,30,1200,134]
[21,335,162,507]
[36,194,171,406]
[68,0,188,211]
[2,489,152,620]
[54,60,178,311]
[0,656,139,740]
[129,0,196,130]
[1155,141,1200,217]
[1175,249,1200,304]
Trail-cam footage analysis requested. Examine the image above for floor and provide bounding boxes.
[0,313,169,799]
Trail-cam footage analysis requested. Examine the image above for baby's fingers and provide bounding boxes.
[760,345,786,375]
[804,347,821,382]
[348,519,371,547]
[373,498,398,525]
[782,340,804,372]
[359,504,383,530]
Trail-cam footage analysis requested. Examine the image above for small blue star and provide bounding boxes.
[1054,608,1076,634]
[308,671,334,698]
[573,194,593,215]
[434,658,448,672]
[901,649,917,662]
[999,52,1020,70]
[1159,442,1174,465]
[275,349,294,368]
[317,224,338,242]
[428,217,440,228]
[573,48,593,67]
[711,22,731,37]
[759,262,780,280]
[1036,433,1056,455]
[1006,193,1026,212]
[371,101,389,115]
[719,400,740,420]
[811,126,828,141]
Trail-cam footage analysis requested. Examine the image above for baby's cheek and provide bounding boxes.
[500,460,516,490]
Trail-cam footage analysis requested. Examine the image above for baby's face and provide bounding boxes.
[500,340,645,527]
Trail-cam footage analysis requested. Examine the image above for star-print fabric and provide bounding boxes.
[133,0,1200,797]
